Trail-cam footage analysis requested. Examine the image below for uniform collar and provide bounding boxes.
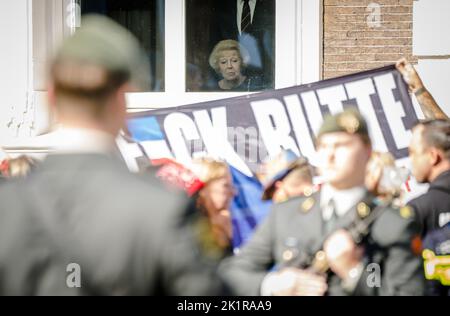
[320,184,367,217]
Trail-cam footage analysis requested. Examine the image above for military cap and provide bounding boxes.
[317,108,369,140]
[53,14,150,91]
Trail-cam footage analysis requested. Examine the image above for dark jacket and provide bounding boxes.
[220,191,425,296]
[208,75,265,92]
[408,170,450,237]
[0,154,226,296]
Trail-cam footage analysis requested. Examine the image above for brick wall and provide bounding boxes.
[323,0,417,79]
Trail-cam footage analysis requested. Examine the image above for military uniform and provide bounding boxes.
[220,109,425,296]
[220,191,425,295]
[408,170,450,237]
[0,15,227,296]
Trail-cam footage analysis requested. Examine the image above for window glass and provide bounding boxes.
[79,0,165,92]
[186,0,275,92]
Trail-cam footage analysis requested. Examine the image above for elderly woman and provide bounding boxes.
[208,39,262,91]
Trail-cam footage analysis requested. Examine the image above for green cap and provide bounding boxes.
[54,14,150,91]
[317,108,369,139]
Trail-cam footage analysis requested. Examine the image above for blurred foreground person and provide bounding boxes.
[0,15,226,296]
[220,109,424,296]
[260,150,314,204]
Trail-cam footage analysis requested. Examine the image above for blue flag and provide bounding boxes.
[229,166,272,250]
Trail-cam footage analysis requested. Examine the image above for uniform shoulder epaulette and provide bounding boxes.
[300,196,315,213]
[371,204,417,247]
[297,189,317,214]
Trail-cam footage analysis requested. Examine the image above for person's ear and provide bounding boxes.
[366,149,372,162]
[365,142,373,157]
[274,181,283,190]
[429,147,443,166]
[111,83,132,114]
[116,83,133,101]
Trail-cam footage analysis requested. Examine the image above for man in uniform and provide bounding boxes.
[0,15,226,296]
[220,109,425,296]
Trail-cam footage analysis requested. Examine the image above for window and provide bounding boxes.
[1,0,321,152]
[186,0,275,92]
[78,0,165,92]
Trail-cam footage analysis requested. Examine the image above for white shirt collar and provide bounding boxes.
[53,127,116,155]
[320,184,367,219]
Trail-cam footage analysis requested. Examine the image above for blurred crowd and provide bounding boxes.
[0,15,448,296]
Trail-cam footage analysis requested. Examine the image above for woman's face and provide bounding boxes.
[218,49,242,81]
[202,175,234,212]
[200,174,234,247]
[365,158,383,194]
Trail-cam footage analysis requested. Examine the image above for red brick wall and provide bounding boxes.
[323,0,417,79]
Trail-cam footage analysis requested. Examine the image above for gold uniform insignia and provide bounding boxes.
[282,250,294,262]
[301,197,315,213]
[400,206,413,219]
[303,187,313,197]
[338,112,360,134]
[357,202,370,218]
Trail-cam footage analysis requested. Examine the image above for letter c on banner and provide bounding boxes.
[164,113,202,166]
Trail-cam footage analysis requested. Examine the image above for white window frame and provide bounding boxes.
[2,0,75,151]
[2,0,322,151]
[127,0,322,110]
[33,0,75,91]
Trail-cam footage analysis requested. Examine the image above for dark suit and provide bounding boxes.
[210,0,275,89]
[0,154,225,295]
[408,170,450,237]
[220,191,425,296]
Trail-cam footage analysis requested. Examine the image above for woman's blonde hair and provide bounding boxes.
[208,39,250,74]
[367,151,395,173]
[191,158,230,184]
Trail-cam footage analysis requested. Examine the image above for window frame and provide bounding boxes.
[127,0,323,110]
[2,0,322,151]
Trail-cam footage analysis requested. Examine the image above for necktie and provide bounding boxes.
[241,0,252,34]
[324,199,338,235]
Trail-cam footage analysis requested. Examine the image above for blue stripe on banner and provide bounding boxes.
[127,117,165,142]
